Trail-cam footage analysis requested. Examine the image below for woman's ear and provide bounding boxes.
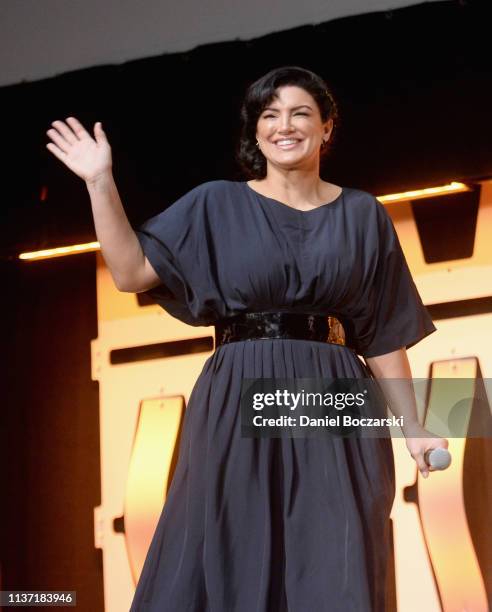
[323,117,334,140]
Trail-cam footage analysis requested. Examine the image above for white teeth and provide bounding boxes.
[276,139,299,145]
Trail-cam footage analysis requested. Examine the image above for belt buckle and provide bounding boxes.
[327,316,346,346]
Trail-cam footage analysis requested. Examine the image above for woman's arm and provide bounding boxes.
[85,171,161,292]
[365,348,449,478]
[365,348,418,425]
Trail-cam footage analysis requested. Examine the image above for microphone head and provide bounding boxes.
[425,448,452,470]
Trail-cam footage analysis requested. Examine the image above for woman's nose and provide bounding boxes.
[278,118,294,131]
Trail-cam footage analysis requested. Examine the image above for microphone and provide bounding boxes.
[424,448,452,470]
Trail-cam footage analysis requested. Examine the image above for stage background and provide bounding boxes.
[2,1,492,610]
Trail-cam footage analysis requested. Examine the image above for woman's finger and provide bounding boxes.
[46,142,67,162]
[92,122,107,145]
[51,119,79,145]
[46,128,70,154]
[413,450,429,478]
[66,116,91,140]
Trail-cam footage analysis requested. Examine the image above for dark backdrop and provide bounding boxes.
[1,255,103,611]
[2,1,492,257]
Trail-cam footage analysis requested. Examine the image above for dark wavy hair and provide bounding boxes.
[235,66,340,179]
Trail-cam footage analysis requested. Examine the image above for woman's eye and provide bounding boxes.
[263,112,309,118]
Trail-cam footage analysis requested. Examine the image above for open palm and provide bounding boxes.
[46,117,112,183]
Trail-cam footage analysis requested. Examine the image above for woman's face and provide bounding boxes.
[255,85,333,170]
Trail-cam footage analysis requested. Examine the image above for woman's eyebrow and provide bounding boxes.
[263,104,313,111]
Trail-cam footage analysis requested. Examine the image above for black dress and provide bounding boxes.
[129,180,436,612]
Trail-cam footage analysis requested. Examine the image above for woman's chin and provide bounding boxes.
[268,154,316,170]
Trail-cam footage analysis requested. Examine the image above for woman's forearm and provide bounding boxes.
[364,348,421,433]
[86,171,145,291]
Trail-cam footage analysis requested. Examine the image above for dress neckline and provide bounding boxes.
[243,181,344,213]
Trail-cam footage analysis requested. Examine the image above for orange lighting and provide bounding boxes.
[18,181,472,261]
[376,181,470,203]
[19,241,100,261]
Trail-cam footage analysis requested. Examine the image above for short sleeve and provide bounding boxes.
[348,197,436,358]
[134,182,209,325]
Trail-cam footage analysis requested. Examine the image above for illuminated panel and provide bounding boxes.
[377,181,470,204]
[419,359,489,612]
[389,180,492,611]
[124,396,184,584]
[92,251,214,612]
[19,241,100,260]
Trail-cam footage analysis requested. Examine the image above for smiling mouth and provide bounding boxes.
[274,139,302,149]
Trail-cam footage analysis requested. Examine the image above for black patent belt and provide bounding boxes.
[214,311,354,350]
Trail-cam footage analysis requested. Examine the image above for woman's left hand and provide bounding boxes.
[402,421,449,479]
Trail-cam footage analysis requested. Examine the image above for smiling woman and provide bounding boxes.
[44,62,443,612]
[258,96,329,154]
[235,67,343,210]
[126,66,442,612]
[236,66,339,182]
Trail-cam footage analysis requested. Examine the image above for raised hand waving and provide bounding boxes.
[46,117,112,184]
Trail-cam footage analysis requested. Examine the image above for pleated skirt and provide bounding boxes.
[129,339,396,612]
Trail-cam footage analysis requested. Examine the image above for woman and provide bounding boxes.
[46,65,448,611]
